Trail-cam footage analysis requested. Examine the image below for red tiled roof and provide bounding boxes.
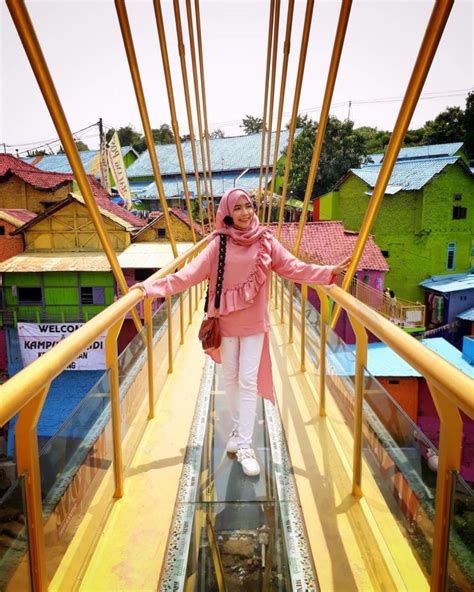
[87,177,145,228]
[0,154,72,190]
[0,154,145,228]
[273,221,389,272]
[0,208,37,225]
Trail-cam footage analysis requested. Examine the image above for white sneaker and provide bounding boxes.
[226,428,239,454]
[236,447,260,476]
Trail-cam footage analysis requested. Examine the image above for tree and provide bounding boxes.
[210,128,225,139]
[152,124,175,145]
[463,91,474,158]
[283,115,366,198]
[285,113,311,130]
[75,140,90,151]
[241,115,264,135]
[106,125,146,152]
[57,140,90,154]
[423,106,465,145]
[356,126,391,154]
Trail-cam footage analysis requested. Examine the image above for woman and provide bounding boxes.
[136,188,351,477]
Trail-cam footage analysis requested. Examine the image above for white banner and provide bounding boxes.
[107,132,132,210]
[17,323,106,371]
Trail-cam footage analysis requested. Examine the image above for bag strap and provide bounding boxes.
[204,234,227,314]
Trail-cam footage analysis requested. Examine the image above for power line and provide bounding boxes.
[4,121,100,155]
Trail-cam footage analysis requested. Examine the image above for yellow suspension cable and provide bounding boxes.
[257,0,276,216]
[331,0,454,337]
[293,0,352,256]
[173,0,206,236]
[115,0,178,259]
[276,0,315,238]
[261,0,281,224]
[6,0,143,335]
[194,0,216,226]
[185,0,213,228]
[152,0,196,244]
[266,0,296,226]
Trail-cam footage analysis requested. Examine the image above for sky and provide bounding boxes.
[1,0,473,155]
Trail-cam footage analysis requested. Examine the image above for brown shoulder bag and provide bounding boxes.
[198,234,227,353]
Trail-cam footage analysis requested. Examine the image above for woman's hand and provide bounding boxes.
[333,257,352,275]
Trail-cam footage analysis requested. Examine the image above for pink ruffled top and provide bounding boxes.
[138,233,336,338]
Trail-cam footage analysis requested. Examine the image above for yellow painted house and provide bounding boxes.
[12,193,135,252]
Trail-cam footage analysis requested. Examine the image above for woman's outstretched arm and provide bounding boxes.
[134,240,215,299]
[270,236,350,285]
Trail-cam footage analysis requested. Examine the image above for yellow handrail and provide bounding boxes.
[0,238,207,423]
[323,285,472,418]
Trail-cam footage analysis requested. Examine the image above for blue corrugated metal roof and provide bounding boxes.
[21,146,133,174]
[457,307,474,321]
[140,171,269,199]
[126,130,299,179]
[364,142,463,166]
[419,273,474,293]
[352,156,461,193]
[344,338,474,378]
[26,151,100,174]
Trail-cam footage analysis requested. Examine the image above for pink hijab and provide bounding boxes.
[210,188,269,246]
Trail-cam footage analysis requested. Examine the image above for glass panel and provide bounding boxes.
[200,371,276,503]
[40,371,115,581]
[161,362,316,591]
[118,326,147,389]
[360,366,437,578]
[0,475,31,591]
[447,472,474,591]
[175,501,294,591]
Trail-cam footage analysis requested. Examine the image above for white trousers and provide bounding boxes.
[220,333,265,448]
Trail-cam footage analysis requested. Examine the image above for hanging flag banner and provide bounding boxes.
[17,323,106,370]
[108,132,133,210]
[99,134,111,193]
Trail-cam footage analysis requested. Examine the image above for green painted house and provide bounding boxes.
[314,143,474,301]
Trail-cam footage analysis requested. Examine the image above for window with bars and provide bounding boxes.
[80,287,105,305]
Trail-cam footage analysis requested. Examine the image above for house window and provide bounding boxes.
[446,242,456,271]
[452,206,467,220]
[156,228,166,239]
[381,250,390,258]
[0,226,5,236]
[80,287,105,305]
[18,287,42,304]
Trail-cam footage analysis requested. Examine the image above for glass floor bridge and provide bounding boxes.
[1,280,472,591]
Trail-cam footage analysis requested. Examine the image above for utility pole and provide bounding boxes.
[98,118,110,192]
[347,100,352,121]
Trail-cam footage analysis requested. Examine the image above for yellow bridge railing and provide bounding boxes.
[1,247,472,591]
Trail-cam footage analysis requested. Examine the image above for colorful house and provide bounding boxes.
[419,273,474,347]
[314,143,474,301]
[273,221,390,343]
[132,208,205,243]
